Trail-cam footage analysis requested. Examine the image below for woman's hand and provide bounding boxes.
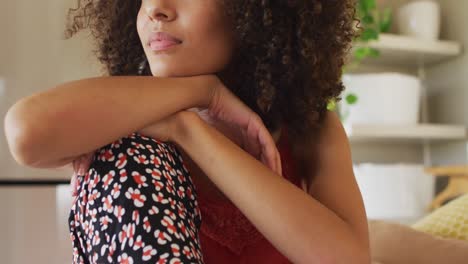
[138,101,282,177]
[187,106,282,176]
[204,78,282,176]
[70,152,94,197]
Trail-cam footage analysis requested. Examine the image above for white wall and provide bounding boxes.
[0,0,102,180]
[427,0,468,165]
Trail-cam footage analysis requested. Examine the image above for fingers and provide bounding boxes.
[246,119,261,158]
[276,148,283,177]
[71,153,94,197]
[81,153,94,172]
[247,113,282,176]
[70,172,78,197]
[258,123,282,176]
[241,129,257,157]
[73,153,94,175]
[72,158,80,174]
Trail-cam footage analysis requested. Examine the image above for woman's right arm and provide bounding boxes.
[4,75,217,168]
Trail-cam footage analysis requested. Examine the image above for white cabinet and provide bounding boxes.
[348,33,465,157]
[0,185,73,264]
[347,32,465,224]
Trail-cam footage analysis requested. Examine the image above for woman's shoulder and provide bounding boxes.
[290,110,343,154]
[287,111,346,186]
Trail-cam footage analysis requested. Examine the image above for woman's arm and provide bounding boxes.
[4,75,217,168]
[172,111,369,264]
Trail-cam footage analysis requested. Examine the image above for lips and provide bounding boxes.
[148,32,182,51]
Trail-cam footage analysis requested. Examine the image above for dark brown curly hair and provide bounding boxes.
[65,0,358,145]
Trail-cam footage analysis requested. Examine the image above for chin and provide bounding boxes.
[147,63,183,77]
[150,67,211,78]
[149,67,180,78]
[148,60,226,77]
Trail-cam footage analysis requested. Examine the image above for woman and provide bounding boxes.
[4,0,370,263]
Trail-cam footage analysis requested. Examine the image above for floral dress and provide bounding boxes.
[69,132,204,264]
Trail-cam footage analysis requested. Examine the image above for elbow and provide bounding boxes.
[4,100,45,167]
[4,111,31,166]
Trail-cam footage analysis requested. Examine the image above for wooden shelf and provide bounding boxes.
[353,33,463,67]
[346,123,467,143]
[425,165,468,176]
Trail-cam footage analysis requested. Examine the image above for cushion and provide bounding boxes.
[412,193,468,240]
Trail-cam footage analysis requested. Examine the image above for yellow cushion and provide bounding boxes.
[412,194,468,240]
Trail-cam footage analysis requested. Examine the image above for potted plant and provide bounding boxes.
[327,0,392,119]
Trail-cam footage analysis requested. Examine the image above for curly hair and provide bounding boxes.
[65,0,359,144]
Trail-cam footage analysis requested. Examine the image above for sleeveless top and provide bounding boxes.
[192,125,302,264]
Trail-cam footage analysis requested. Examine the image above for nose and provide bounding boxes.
[144,2,177,22]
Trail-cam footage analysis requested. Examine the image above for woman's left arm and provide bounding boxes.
[173,111,370,264]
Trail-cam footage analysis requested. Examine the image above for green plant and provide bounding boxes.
[350,0,392,67]
[327,0,392,112]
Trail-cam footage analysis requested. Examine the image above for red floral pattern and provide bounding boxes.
[69,132,204,263]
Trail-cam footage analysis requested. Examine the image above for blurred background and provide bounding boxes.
[0,0,466,263]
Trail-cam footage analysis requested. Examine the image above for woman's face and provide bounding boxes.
[137,0,235,77]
